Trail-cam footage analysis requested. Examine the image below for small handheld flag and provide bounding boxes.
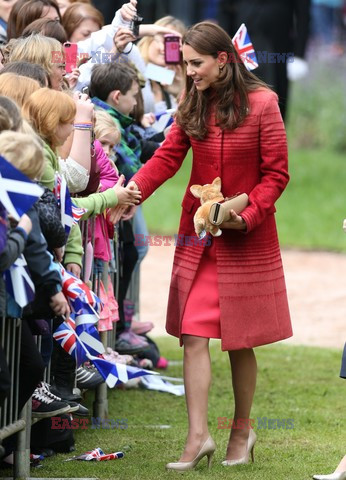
[232,23,258,71]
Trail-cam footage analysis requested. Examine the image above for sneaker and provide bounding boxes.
[31,388,70,418]
[76,365,104,390]
[38,382,79,413]
[114,337,147,355]
[131,320,154,335]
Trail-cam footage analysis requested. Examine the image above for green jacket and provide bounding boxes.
[73,189,118,219]
[42,144,119,265]
[42,143,83,267]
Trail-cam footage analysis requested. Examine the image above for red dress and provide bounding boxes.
[181,238,221,339]
[133,89,293,351]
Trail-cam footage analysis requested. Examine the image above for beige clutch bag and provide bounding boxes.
[209,193,249,226]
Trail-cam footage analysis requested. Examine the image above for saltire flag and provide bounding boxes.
[53,173,87,236]
[4,254,35,307]
[73,297,105,357]
[60,265,102,315]
[232,23,258,71]
[86,353,158,388]
[0,155,43,221]
[53,318,156,384]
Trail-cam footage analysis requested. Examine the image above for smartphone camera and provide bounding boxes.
[164,34,181,65]
[130,14,143,37]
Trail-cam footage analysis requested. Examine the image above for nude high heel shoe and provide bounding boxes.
[313,472,346,480]
[221,428,257,466]
[166,436,216,472]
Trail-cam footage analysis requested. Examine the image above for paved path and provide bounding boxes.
[139,241,346,349]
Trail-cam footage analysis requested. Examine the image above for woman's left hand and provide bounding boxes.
[220,210,247,231]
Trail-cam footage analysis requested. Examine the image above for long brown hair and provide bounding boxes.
[7,0,61,40]
[176,22,269,140]
[62,2,103,40]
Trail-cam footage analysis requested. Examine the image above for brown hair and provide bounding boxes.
[0,73,41,107]
[90,62,138,101]
[0,61,49,87]
[7,0,61,40]
[22,18,68,43]
[62,2,103,40]
[22,87,76,149]
[176,21,269,139]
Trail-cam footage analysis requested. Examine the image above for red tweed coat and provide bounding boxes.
[132,89,292,351]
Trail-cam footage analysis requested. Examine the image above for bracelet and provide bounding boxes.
[74,123,93,131]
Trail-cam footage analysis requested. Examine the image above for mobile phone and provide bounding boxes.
[63,42,78,73]
[164,35,181,64]
[81,86,89,96]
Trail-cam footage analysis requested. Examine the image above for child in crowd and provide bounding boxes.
[90,61,160,353]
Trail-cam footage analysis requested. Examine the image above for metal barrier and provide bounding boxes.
[0,216,135,477]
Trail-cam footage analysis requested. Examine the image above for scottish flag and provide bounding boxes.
[0,155,43,221]
[4,254,35,308]
[87,354,157,388]
[232,23,258,71]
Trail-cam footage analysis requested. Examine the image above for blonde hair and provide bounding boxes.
[0,131,45,180]
[137,16,186,64]
[8,33,63,76]
[22,87,76,149]
[0,73,40,107]
[94,110,121,144]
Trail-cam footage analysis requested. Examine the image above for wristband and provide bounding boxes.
[74,123,93,130]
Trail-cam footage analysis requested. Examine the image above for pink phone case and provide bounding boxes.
[63,42,78,73]
[164,35,180,64]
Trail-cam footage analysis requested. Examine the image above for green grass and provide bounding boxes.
[25,340,345,479]
[142,147,346,251]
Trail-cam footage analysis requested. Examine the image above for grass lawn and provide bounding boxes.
[142,147,346,252]
[25,339,344,479]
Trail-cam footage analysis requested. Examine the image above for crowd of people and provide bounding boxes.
[0,0,344,476]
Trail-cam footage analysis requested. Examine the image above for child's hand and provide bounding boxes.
[113,175,142,206]
[73,91,94,123]
[50,291,70,318]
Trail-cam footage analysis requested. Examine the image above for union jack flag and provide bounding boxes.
[53,316,80,357]
[0,155,43,221]
[60,265,102,315]
[232,23,258,71]
[53,173,87,236]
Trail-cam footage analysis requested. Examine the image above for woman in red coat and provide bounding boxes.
[130,21,292,471]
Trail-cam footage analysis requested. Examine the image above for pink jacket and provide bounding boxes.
[93,140,118,261]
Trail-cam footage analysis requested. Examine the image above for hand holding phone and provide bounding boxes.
[164,34,181,65]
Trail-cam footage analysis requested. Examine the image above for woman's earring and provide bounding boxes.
[219,65,224,71]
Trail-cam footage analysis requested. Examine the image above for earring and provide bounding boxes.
[219,65,224,71]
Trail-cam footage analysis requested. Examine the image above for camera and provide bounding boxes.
[130,14,143,37]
